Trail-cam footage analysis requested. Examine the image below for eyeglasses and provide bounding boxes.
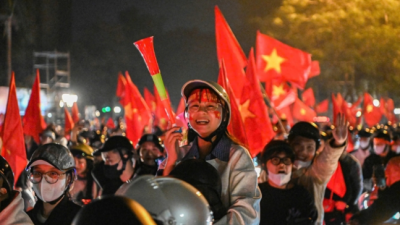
[187,103,222,113]
[269,157,292,166]
[29,171,66,184]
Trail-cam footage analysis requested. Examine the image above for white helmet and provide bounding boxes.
[116,175,213,225]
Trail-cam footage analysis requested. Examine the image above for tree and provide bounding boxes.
[253,0,400,102]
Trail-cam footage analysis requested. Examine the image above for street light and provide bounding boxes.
[61,94,78,107]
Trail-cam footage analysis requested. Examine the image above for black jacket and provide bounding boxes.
[27,195,81,225]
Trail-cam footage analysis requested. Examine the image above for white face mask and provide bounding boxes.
[360,141,370,149]
[395,146,400,154]
[293,160,312,169]
[32,177,67,202]
[268,170,291,187]
[374,145,386,155]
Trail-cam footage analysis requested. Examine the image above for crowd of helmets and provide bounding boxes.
[1,115,400,224]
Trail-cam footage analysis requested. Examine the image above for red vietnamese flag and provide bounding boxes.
[218,60,248,148]
[176,97,186,116]
[326,163,347,198]
[1,73,28,184]
[342,99,357,126]
[315,99,329,114]
[292,98,316,122]
[106,118,115,130]
[308,61,320,78]
[266,79,296,110]
[23,70,47,144]
[116,72,127,106]
[274,105,294,127]
[363,93,382,127]
[256,31,312,89]
[125,71,151,131]
[64,107,74,134]
[144,87,156,114]
[350,95,363,112]
[380,98,386,115]
[386,98,397,123]
[215,6,247,98]
[302,88,315,107]
[71,102,80,123]
[154,86,170,131]
[122,76,143,146]
[240,48,274,157]
[331,94,342,124]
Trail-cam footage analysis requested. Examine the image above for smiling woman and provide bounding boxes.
[159,79,261,225]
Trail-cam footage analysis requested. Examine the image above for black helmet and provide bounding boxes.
[181,80,231,124]
[27,143,75,171]
[288,122,321,148]
[94,135,133,154]
[358,128,373,138]
[0,156,14,195]
[373,130,391,142]
[137,134,163,152]
[72,195,156,225]
[169,159,226,220]
[261,140,295,164]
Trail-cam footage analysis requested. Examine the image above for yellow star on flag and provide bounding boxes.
[262,48,286,73]
[124,103,138,120]
[272,84,286,97]
[366,104,373,113]
[239,100,256,122]
[300,108,306,115]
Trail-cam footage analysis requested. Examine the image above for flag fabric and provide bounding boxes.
[292,98,316,122]
[1,73,28,184]
[217,60,248,148]
[342,99,357,126]
[381,98,397,123]
[326,163,347,198]
[116,72,127,106]
[315,99,329,114]
[125,71,152,131]
[266,80,296,110]
[122,78,143,146]
[363,93,382,127]
[331,94,342,124]
[215,6,247,98]
[350,95,363,112]
[308,61,320,78]
[256,31,312,89]
[274,105,294,127]
[106,118,115,130]
[154,86,170,131]
[240,48,275,157]
[71,102,80,123]
[23,70,47,144]
[64,107,74,134]
[302,88,315,107]
[144,87,157,114]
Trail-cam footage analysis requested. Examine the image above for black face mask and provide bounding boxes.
[103,162,123,179]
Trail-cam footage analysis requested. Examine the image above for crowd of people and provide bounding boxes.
[0,79,399,225]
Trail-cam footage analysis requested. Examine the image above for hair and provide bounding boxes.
[261,140,295,165]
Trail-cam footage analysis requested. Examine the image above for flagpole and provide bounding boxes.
[259,82,288,137]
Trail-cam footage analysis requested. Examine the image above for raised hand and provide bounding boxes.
[162,126,183,175]
[332,113,348,146]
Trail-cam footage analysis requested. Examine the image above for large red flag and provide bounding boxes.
[274,105,294,127]
[23,70,47,144]
[144,87,156,114]
[240,48,274,157]
[266,79,296,110]
[71,102,80,123]
[292,98,316,122]
[218,60,248,148]
[116,72,127,106]
[342,99,357,126]
[215,6,247,98]
[326,163,347,198]
[122,77,143,146]
[125,71,152,132]
[315,99,329,114]
[308,61,320,78]
[64,107,74,134]
[363,93,382,127]
[256,31,312,89]
[302,88,315,107]
[1,73,28,184]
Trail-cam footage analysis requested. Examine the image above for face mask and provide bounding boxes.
[268,171,291,187]
[293,160,311,169]
[103,162,123,179]
[32,177,66,202]
[374,145,386,155]
[396,146,400,154]
[360,141,370,150]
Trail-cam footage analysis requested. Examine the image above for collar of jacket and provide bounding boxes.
[183,134,231,162]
